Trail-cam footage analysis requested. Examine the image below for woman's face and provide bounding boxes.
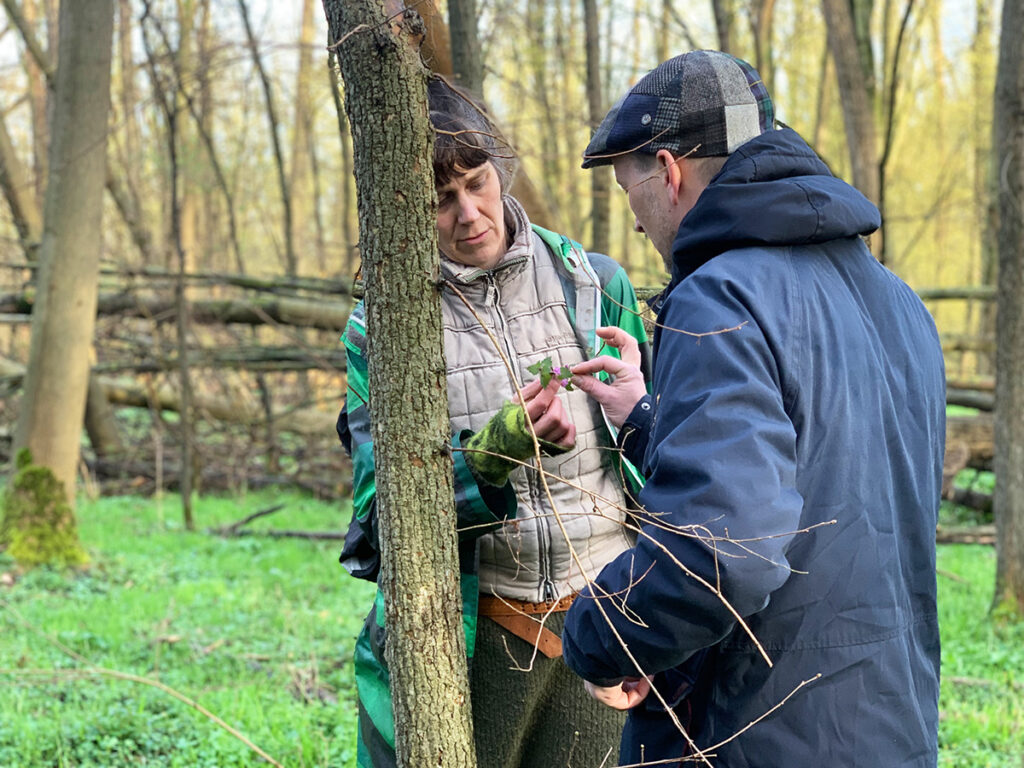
[435,162,506,270]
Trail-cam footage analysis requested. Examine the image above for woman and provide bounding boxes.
[338,79,650,768]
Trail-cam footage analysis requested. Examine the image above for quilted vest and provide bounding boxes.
[440,197,633,603]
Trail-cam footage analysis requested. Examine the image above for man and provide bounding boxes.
[338,79,650,768]
[562,50,945,766]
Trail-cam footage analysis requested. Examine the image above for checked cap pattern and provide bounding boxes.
[582,50,775,168]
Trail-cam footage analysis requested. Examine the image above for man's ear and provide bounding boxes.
[656,149,684,206]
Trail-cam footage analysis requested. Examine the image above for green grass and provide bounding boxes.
[0,491,375,768]
[937,544,1024,767]
[1,495,1022,767]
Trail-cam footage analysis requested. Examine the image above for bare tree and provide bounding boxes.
[291,0,325,272]
[238,0,296,275]
[821,0,881,217]
[583,0,609,254]
[993,0,1024,618]
[448,0,483,96]
[10,0,114,522]
[323,1,476,766]
[711,0,735,53]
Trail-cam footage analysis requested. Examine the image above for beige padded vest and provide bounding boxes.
[441,198,633,603]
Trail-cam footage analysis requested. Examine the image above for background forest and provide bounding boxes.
[0,0,1003,473]
[1,0,1022,766]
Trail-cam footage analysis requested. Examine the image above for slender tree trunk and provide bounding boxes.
[750,0,777,97]
[711,0,735,53]
[84,374,126,459]
[975,0,998,377]
[821,0,882,259]
[327,40,357,276]
[22,0,49,207]
[239,0,295,275]
[583,0,609,254]
[993,0,1024,618]
[325,1,475,764]
[291,0,319,270]
[448,0,482,96]
[12,0,115,507]
[0,115,44,254]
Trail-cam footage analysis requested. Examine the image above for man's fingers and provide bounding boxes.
[596,326,642,368]
[583,680,649,710]
[572,355,635,380]
[568,370,616,403]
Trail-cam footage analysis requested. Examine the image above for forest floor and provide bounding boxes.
[0,491,1021,767]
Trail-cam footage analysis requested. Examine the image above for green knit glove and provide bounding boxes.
[463,401,571,486]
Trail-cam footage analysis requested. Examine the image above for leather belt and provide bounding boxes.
[477,594,576,659]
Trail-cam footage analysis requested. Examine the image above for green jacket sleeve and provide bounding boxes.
[337,303,517,582]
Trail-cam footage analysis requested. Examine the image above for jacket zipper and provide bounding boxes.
[487,271,555,602]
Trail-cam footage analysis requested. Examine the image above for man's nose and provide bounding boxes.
[633,216,644,234]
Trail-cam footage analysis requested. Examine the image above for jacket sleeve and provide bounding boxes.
[562,266,803,685]
[338,304,518,582]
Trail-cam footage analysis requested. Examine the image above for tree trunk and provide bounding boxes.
[21,0,49,208]
[583,0,609,254]
[447,0,483,96]
[711,0,735,53]
[11,0,114,511]
[238,0,296,275]
[749,0,777,97]
[975,0,998,377]
[84,374,126,459]
[821,0,882,258]
[993,0,1024,618]
[325,2,476,766]
[291,0,321,271]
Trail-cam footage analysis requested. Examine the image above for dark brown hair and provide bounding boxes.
[428,79,516,191]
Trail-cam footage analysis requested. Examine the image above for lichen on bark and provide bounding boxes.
[0,448,89,568]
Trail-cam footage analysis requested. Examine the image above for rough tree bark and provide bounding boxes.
[323,1,476,766]
[993,0,1024,618]
[11,0,114,512]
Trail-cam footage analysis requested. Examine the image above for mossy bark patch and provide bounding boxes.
[1,452,88,568]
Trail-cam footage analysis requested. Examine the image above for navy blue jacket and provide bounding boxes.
[562,128,944,767]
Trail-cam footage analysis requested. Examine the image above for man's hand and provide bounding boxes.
[583,677,653,710]
[516,376,576,449]
[570,327,647,430]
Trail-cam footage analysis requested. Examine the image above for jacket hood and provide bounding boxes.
[666,127,880,288]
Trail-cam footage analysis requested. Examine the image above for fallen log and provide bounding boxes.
[100,378,338,435]
[935,524,995,545]
[947,387,994,411]
[946,487,993,514]
[946,414,994,470]
[0,291,354,331]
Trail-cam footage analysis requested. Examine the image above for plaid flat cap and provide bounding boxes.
[582,50,775,168]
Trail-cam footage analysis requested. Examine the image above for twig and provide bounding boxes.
[209,503,287,536]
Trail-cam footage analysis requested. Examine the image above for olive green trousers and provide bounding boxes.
[470,610,626,768]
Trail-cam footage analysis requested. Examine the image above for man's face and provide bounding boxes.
[612,154,682,269]
[436,162,507,271]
